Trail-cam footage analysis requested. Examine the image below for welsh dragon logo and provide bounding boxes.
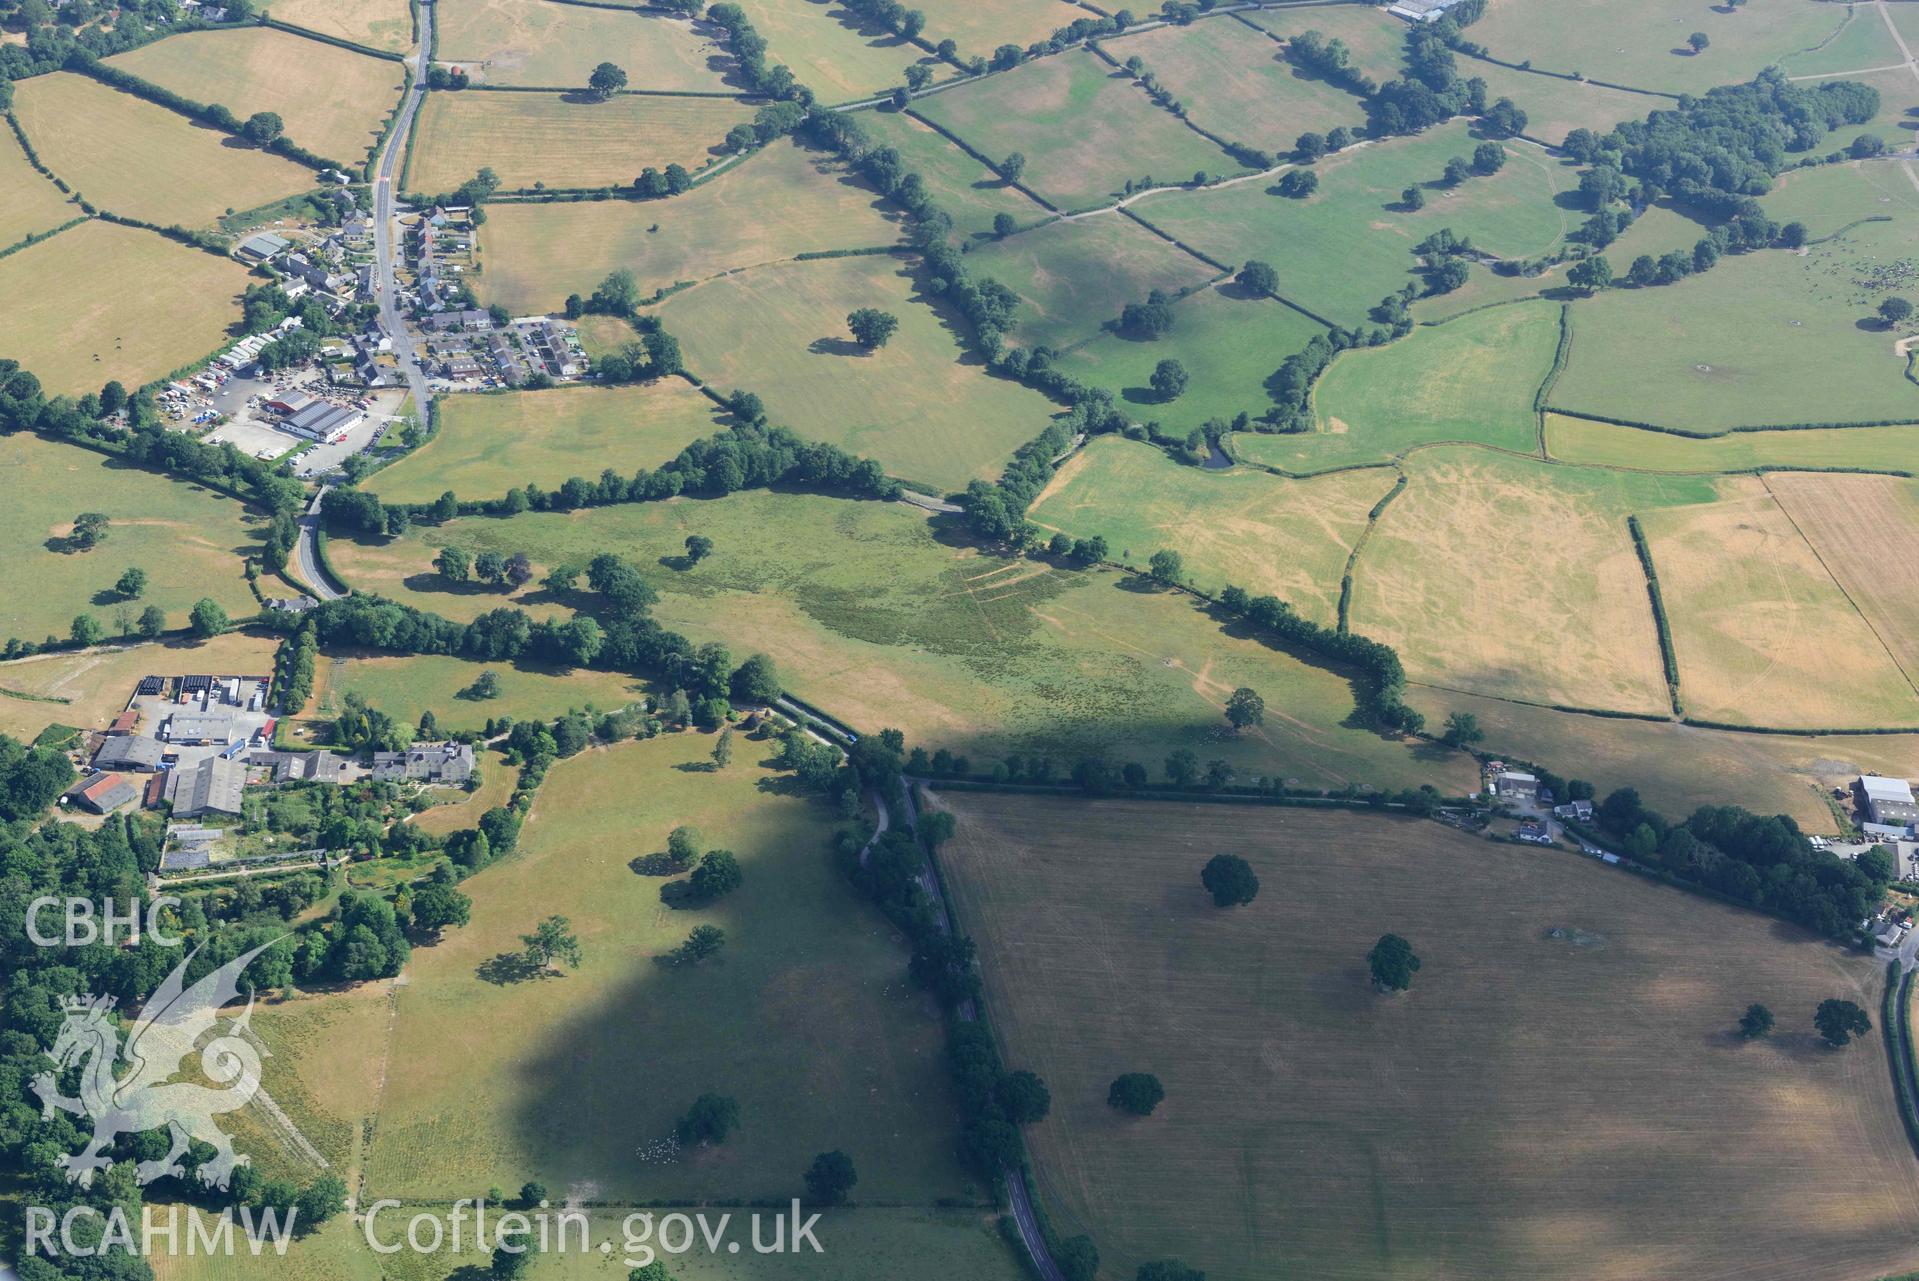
[30,941,286,1189]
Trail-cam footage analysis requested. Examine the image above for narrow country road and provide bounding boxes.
[294,484,346,600]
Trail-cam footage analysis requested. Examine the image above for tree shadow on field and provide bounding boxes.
[808,336,869,357]
[477,951,548,984]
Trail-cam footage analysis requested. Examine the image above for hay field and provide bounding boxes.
[1350,448,1712,714]
[407,90,753,193]
[1459,59,1663,144]
[105,27,405,164]
[310,650,647,732]
[914,0,1084,59]
[11,73,314,228]
[0,433,263,646]
[1545,414,1919,472]
[1468,0,1847,95]
[1284,297,1559,469]
[434,0,726,89]
[1639,482,1919,727]
[1027,435,1395,623]
[1049,280,1329,436]
[0,127,77,249]
[857,108,1052,241]
[1550,216,1919,431]
[325,490,1473,792]
[476,140,898,312]
[1241,3,1407,84]
[362,734,974,1201]
[748,0,926,100]
[368,381,728,503]
[1766,471,1919,694]
[913,49,1245,211]
[934,791,1919,1281]
[1132,122,1580,325]
[0,220,251,394]
[655,253,1053,490]
[1106,16,1370,152]
[266,0,413,52]
[0,631,276,743]
[961,212,1218,350]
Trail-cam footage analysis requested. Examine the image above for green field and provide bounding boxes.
[655,253,1055,491]
[1027,435,1396,623]
[747,0,929,101]
[0,126,77,250]
[363,733,976,1201]
[0,433,264,648]
[913,49,1246,211]
[936,791,1919,1281]
[267,0,414,52]
[1761,153,1919,233]
[961,212,1219,350]
[1240,4,1408,86]
[308,651,649,732]
[913,0,1085,60]
[327,489,1477,793]
[857,108,1054,241]
[1467,0,1849,95]
[1458,58,1665,144]
[1131,122,1581,326]
[12,73,316,228]
[476,140,899,313]
[1350,447,1717,714]
[1257,297,1561,470]
[435,0,729,90]
[408,90,753,193]
[1640,481,1919,728]
[368,381,729,504]
[105,27,405,165]
[1550,216,1919,431]
[1545,413,1919,472]
[0,219,252,396]
[1048,280,1329,435]
[1104,15,1370,153]
[1778,0,1906,76]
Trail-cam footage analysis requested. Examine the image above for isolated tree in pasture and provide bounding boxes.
[1201,853,1260,907]
[683,534,713,564]
[1368,933,1421,992]
[1236,259,1278,295]
[1738,1003,1774,1039]
[241,111,283,146]
[1472,141,1505,174]
[689,849,743,900]
[69,511,109,549]
[114,567,147,599]
[1150,358,1188,401]
[675,1093,740,1145]
[521,915,583,973]
[847,307,900,350]
[1878,296,1914,326]
[905,62,933,91]
[712,728,734,769]
[1687,31,1709,53]
[588,61,629,99]
[1443,154,1471,185]
[1401,184,1425,210]
[804,1151,858,1205]
[671,923,726,965]
[1056,1236,1100,1281]
[993,211,1018,238]
[1107,1072,1165,1116]
[436,547,471,583]
[188,598,228,639]
[1814,998,1870,1048]
[1225,687,1264,731]
[473,550,507,584]
[1277,169,1317,197]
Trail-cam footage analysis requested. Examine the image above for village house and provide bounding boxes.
[371,741,476,785]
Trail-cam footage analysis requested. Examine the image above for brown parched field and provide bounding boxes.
[934,791,1919,1281]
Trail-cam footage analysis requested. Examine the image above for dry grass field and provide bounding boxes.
[1640,482,1919,728]
[1764,472,1919,698]
[934,791,1919,1281]
[1028,436,1395,623]
[1107,16,1371,152]
[435,0,727,89]
[307,649,645,733]
[1544,414,1919,473]
[363,734,975,1202]
[1350,448,1709,715]
[267,0,414,51]
[407,90,754,193]
[1240,4,1407,85]
[655,253,1054,490]
[915,0,1085,58]
[368,380,728,503]
[105,27,405,164]
[11,73,315,228]
[0,630,276,743]
[1404,685,1919,831]
[476,140,898,312]
[0,220,252,395]
[748,0,927,101]
[912,49,1244,211]
[0,127,77,250]
[856,108,1053,241]
[1459,59,1664,144]
[961,211,1220,350]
